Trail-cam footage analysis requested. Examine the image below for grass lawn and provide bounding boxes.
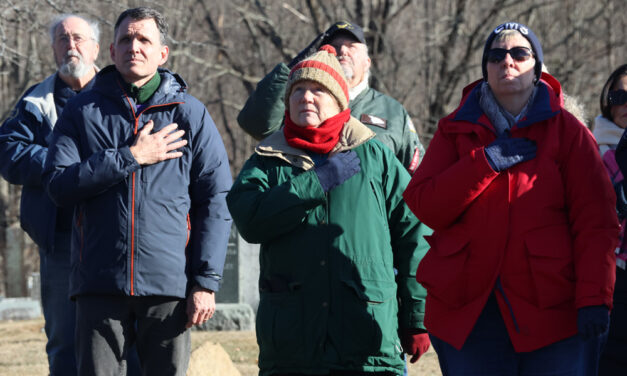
[0,318,442,375]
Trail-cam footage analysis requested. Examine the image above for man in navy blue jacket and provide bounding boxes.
[0,14,100,376]
[43,7,232,375]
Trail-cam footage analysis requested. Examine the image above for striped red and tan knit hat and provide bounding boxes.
[285,45,349,111]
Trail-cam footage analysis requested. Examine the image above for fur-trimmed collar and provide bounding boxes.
[256,116,375,170]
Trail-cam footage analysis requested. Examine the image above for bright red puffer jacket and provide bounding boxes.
[403,73,619,352]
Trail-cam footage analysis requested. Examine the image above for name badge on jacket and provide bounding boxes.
[360,114,387,129]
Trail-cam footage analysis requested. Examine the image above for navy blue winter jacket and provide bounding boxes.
[0,74,61,251]
[43,66,233,298]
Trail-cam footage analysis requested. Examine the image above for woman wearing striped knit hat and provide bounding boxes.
[227,45,432,376]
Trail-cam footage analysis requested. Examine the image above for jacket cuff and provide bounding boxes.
[293,169,326,203]
[399,301,426,330]
[276,62,290,78]
[119,146,141,172]
[194,275,221,293]
[576,278,615,309]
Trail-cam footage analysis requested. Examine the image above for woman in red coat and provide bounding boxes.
[403,22,619,375]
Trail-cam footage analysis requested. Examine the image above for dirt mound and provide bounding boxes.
[188,341,241,376]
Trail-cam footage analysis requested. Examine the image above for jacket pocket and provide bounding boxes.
[340,279,400,357]
[256,292,304,363]
[417,229,471,308]
[524,225,575,308]
[369,180,387,220]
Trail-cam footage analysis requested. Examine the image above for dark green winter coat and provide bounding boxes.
[227,117,431,375]
[237,63,425,173]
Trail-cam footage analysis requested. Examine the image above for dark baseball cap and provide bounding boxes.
[322,21,366,44]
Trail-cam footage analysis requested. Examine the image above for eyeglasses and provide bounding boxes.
[56,33,92,47]
[486,47,534,63]
[609,89,627,106]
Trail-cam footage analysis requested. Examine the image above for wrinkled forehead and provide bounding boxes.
[114,17,162,42]
[290,79,336,96]
[55,17,93,38]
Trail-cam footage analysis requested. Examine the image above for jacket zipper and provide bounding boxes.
[121,85,183,296]
[186,214,191,247]
[130,116,138,296]
[494,169,519,332]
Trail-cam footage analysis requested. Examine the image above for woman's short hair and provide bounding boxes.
[491,29,522,44]
[600,64,627,121]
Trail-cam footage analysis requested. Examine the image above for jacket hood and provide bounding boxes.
[452,72,563,130]
[593,114,623,156]
[256,116,375,170]
[23,73,58,128]
[94,65,188,104]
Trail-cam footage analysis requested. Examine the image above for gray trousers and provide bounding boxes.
[75,295,190,376]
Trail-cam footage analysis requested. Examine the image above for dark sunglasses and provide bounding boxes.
[486,47,534,63]
[609,89,627,106]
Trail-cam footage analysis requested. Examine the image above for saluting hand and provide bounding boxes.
[288,31,328,68]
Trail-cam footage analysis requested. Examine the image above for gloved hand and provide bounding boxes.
[616,129,627,177]
[314,151,361,192]
[287,32,327,68]
[484,134,536,172]
[400,329,430,363]
[577,305,610,340]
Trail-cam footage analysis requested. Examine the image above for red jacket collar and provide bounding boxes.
[450,72,563,130]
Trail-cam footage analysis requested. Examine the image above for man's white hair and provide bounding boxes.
[49,14,100,45]
[363,43,371,84]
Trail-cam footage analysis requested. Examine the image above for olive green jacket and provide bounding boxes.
[227,118,431,375]
[237,63,425,173]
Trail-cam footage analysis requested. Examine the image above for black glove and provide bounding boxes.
[616,129,627,177]
[484,134,536,172]
[287,32,327,68]
[577,305,610,340]
[314,151,361,192]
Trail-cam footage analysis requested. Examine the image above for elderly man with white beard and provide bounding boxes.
[238,21,426,175]
[0,14,99,376]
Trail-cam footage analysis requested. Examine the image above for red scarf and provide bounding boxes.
[283,109,350,154]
